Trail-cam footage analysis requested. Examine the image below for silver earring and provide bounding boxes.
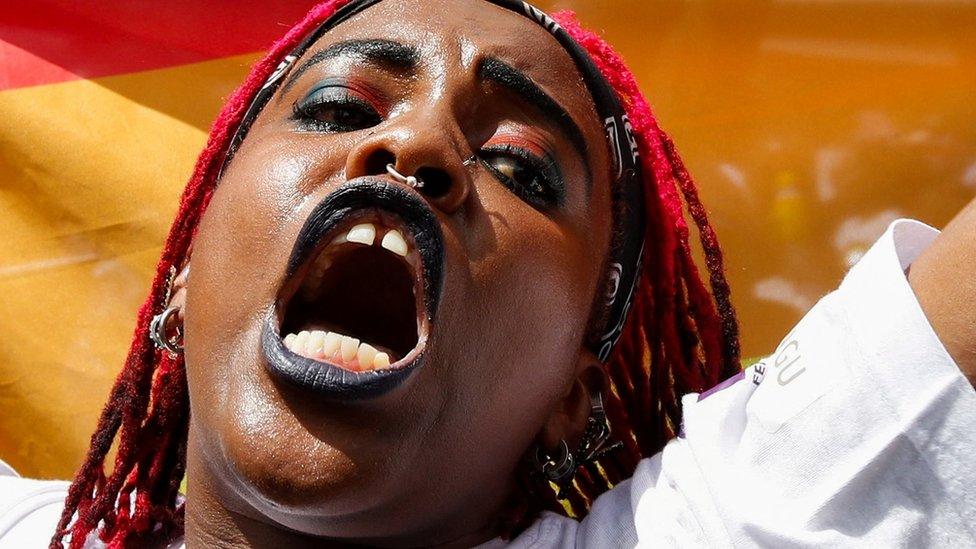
[575,391,621,465]
[533,440,576,487]
[150,306,184,356]
[150,266,184,356]
[532,391,622,497]
[386,163,424,189]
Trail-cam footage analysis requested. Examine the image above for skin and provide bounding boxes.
[908,196,976,388]
[175,0,614,547]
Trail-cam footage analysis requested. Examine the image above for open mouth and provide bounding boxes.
[281,215,424,370]
[263,178,444,399]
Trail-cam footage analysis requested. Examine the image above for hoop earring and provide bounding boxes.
[532,440,576,485]
[150,306,184,356]
[150,266,184,357]
[532,391,623,498]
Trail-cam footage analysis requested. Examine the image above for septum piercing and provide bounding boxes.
[386,163,424,189]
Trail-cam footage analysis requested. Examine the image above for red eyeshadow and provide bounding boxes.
[317,76,390,117]
[343,77,390,117]
[486,129,553,160]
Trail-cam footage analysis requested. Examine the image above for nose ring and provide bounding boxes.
[386,163,424,189]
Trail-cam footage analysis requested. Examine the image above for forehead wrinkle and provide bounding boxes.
[402,31,476,121]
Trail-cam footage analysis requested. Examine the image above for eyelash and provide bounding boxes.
[291,85,382,133]
[291,85,564,210]
[479,143,565,210]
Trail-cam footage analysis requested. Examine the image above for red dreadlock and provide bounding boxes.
[509,11,740,527]
[50,3,739,547]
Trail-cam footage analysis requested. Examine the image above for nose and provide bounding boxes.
[344,118,471,214]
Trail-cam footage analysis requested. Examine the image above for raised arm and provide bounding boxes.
[908,197,976,387]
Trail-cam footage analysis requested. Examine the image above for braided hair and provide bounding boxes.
[50,3,739,547]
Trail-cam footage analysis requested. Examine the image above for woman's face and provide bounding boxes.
[184,0,613,542]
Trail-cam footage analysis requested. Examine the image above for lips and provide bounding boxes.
[263,178,445,399]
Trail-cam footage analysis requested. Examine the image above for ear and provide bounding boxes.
[537,349,607,452]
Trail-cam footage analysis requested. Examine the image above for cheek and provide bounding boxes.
[185,133,344,361]
[186,148,305,364]
[485,231,590,352]
[433,196,603,466]
[466,198,601,372]
[182,138,341,465]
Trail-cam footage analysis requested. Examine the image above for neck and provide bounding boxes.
[184,445,503,548]
[184,454,329,548]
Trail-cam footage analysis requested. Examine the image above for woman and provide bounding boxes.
[1,0,973,547]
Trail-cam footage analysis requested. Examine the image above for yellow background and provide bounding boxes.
[2,0,974,479]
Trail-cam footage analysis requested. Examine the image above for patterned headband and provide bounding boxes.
[223,0,645,363]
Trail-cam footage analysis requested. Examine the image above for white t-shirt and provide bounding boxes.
[3,219,974,548]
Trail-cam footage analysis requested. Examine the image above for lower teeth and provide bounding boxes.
[283,330,392,371]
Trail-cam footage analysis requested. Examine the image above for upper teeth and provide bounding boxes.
[381,230,408,257]
[346,223,376,246]
[337,222,410,258]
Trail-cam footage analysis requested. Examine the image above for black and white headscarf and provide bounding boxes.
[225,0,645,364]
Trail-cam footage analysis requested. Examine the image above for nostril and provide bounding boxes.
[416,167,451,199]
[364,150,396,177]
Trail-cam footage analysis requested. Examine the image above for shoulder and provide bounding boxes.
[476,512,579,548]
[0,461,189,548]
[0,462,70,547]
[630,219,976,546]
[575,219,976,547]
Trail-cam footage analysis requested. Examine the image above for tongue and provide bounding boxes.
[284,329,393,372]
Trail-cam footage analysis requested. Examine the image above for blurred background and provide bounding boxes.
[1,0,974,480]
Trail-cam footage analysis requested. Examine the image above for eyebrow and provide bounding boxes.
[281,39,420,95]
[478,56,591,182]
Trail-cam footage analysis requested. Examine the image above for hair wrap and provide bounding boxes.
[223,0,646,364]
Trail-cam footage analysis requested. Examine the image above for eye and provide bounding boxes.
[480,144,565,210]
[292,85,382,133]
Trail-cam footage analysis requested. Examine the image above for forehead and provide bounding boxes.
[305,0,601,135]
